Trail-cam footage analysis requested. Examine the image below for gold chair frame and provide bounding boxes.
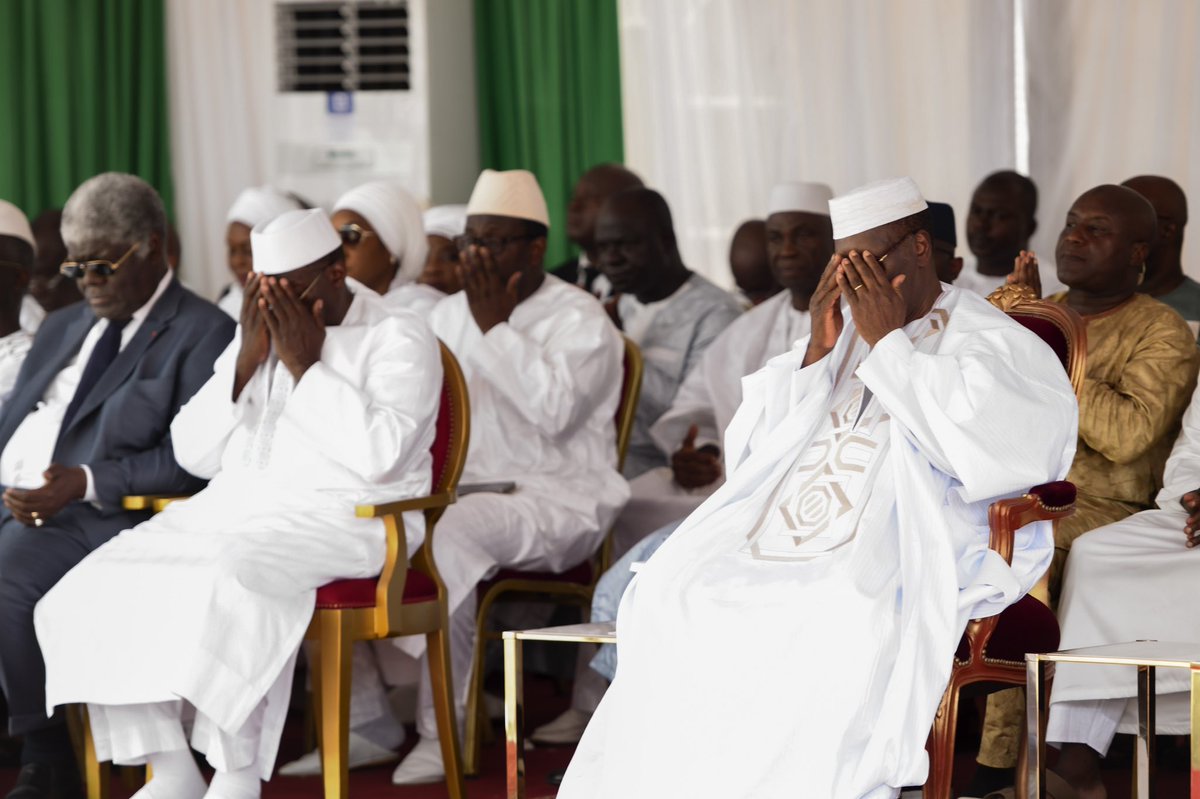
[85,341,469,799]
[923,285,1087,799]
[461,336,642,775]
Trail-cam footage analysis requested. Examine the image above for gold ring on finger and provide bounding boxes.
[31,511,39,519]
[852,284,865,291]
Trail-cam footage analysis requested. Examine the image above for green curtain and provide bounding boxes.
[474,0,625,268]
[0,0,173,220]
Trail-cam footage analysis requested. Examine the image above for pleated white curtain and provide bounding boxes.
[165,0,277,301]
[1023,0,1200,276]
[617,0,1021,287]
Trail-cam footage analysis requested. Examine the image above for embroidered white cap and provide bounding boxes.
[767,182,834,216]
[423,204,468,239]
[829,177,928,240]
[466,169,550,228]
[251,208,341,276]
[226,186,301,229]
[0,200,35,251]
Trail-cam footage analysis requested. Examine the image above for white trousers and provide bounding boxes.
[89,698,264,776]
[347,490,600,741]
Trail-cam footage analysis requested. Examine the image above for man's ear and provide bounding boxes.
[1131,241,1151,270]
[529,236,547,268]
[1160,220,1180,244]
[327,258,348,287]
[1028,216,1038,239]
[949,256,964,282]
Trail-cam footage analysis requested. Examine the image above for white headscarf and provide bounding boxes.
[333,181,428,291]
[423,204,468,240]
[226,186,301,229]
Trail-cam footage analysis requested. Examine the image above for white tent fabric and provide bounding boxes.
[1023,0,1200,277]
[165,0,277,301]
[617,0,1020,288]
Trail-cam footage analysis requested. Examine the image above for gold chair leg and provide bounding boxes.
[463,598,492,777]
[316,610,353,799]
[427,627,466,799]
[80,707,110,799]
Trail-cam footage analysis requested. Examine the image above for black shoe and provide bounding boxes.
[547,768,565,786]
[5,761,83,799]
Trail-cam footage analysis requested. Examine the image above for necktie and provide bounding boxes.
[60,319,130,433]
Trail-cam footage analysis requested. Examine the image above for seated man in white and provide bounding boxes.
[315,169,628,785]
[605,181,836,560]
[217,186,302,319]
[1046,380,1200,799]
[532,181,836,746]
[593,187,743,479]
[33,208,443,799]
[558,177,1078,799]
[0,200,36,415]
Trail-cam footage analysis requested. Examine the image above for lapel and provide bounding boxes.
[59,279,185,437]
[0,308,95,452]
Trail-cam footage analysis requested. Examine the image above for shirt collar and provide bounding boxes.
[130,270,174,325]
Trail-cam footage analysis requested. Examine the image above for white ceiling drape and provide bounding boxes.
[1023,0,1200,274]
[617,0,1020,287]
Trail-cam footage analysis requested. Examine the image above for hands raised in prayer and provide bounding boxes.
[460,245,520,334]
[802,254,845,366]
[835,250,907,348]
[1181,490,1200,548]
[671,424,722,489]
[1007,250,1043,298]
[234,274,270,397]
[259,277,326,381]
[3,464,87,527]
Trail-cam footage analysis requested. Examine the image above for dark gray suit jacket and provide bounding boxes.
[0,278,235,548]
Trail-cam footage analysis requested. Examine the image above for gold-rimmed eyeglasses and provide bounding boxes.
[60,243,140,279]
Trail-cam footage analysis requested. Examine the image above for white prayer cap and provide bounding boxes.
[767,182,833,217]
[251,208,341,276]
[423,204,468,240]
[466,169,550,228]
[226,186,300,229]
[333,180,428,289]
[0,200,34,251]
[829,177,928,240]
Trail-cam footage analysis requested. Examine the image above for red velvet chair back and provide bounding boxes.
[431,341,470,497]
[988,286,1087,398]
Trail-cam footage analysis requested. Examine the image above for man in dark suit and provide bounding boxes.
[0,172,233,799]
[551,163,644,297]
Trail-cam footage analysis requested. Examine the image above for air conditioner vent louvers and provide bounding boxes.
[277,1,410,93]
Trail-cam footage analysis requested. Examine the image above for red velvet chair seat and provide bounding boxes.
[315,569,438,610]
[955,593,1060,664]
[478,561,595,595]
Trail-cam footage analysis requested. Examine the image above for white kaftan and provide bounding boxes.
[393,274,628,739]
[560,287,1077,799]
[611,290,810,556]
[0,328,33,417]
[1047,380,1200,753]
[34,288,442,777]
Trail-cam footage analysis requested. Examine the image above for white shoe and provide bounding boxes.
[530,707,592,745]
[391,737,445,785]
[276,732,397,776]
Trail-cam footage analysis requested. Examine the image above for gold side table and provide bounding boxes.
[502,622,618,799]
[1027,641,1200,798]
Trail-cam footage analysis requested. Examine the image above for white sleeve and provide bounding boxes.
[1158,382,1200,508]
[170,338,248,480]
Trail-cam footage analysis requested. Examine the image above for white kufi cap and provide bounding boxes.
[829,177,928,240]
[333,180,428,290]
[226,186,300,229]
[423,204,468,240]
[767,182,833,216]
[0,200,35,252]
[466,169,550,228]
[251,208,341,276]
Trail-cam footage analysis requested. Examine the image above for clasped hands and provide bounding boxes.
[672,424,722,489]
[1180,491,1200,549]
[803,250,907,366]
[3,464,87,527]
[236,274,326,389]
[459,245,520,334]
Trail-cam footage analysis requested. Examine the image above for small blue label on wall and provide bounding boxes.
[327,91,354,115]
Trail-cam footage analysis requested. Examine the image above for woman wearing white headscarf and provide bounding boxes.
[333,181,436,315]
[219,186,301,318]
